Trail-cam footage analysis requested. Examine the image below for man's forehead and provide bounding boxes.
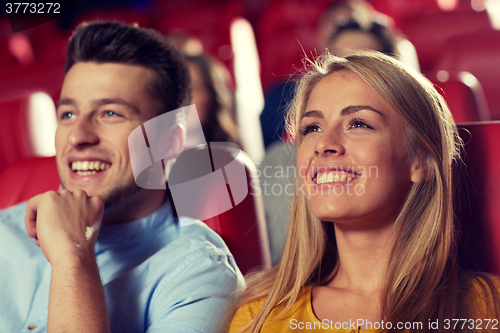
[59,62,158,114]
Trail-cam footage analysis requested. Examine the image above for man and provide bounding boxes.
[0,21,243,332]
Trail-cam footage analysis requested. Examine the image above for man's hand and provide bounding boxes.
[25,189,104,265]
[24,190,110,333]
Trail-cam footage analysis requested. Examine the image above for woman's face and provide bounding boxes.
[297,70,416,229]
[327,30,383,57]
[188,61,211,126]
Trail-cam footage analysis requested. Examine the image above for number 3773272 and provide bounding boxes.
[5,3,61,14]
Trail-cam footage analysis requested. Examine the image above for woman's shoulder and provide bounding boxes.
[229,286,314,333]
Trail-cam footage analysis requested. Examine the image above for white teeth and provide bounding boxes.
[316,172,354,184]
[76,170,98,175]
[327,173,334,183]
[71,161,111,172]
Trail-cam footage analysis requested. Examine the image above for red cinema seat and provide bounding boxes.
[169,143,272,275]
[0,96,34,173]
[155,2,244,78]
[0,150,271,275]
[455,121,500,275]
[72,8,153,29]
[437,30,500,120]
[426,70,490,123]
[401,10,492,71]
[257,0,328,91]
[0,89,59,173]
[0,61,64,102]
[0,156,59,209]
[370,0,472,28]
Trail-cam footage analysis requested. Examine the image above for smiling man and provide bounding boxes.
[0,21,243,333]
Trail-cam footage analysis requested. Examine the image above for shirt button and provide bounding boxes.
[28,324,37,330]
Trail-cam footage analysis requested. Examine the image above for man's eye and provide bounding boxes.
[61,112,75,120]
[105,111,119,117]
[348,118,374,130]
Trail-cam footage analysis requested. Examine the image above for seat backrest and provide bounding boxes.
[169,143,271,275]
[257,0,327,91]
[401,10,492,71]
[455,121,500,275]
[0,96,33,172]
[426,70,490,123]
[0,156,59,209]
[0,152,271,275]
[437,30,500,120]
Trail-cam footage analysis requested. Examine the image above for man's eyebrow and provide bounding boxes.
[56,98,77,109]
[340,105,385,117]
[300,110,324,121]
[92,98,140,114]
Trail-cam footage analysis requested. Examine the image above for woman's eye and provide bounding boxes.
[299,124,322,135]
[348,118,374,130]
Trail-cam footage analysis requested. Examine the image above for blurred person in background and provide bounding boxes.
[167,31,240,148]
[185,54,241,148]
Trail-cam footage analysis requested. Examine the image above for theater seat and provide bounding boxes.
[401,10,492,71]
[437,30,500,120]
[455,121,500,275]
[0,156,59,209]
[0,153,271,275]
[426,70,490,123]
[169,143,271,275]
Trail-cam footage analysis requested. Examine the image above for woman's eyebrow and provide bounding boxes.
[300,110,324,121]
[340,105,385,117]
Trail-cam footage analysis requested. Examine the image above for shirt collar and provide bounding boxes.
[96,200,175,247]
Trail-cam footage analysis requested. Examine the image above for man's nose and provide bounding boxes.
[314,129,345,157]
[67,116,99,148]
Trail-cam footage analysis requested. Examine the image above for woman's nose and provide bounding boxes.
[314,129,345,157]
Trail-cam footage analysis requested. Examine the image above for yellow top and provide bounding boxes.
[229,286,377,333]
[229,277,500,333]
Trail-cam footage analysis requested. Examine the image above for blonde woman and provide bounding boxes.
[229,51,500,332]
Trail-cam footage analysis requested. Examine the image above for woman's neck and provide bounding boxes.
[327,221,396,296]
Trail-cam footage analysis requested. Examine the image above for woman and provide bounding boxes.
[184,54,240,147]
[229,51,499,332]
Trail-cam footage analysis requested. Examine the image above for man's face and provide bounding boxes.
[55,62,160,210]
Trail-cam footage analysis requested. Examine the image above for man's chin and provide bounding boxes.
[60,181,142,209]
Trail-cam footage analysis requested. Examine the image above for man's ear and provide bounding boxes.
[164,124,185,161]
[410,155,433,183]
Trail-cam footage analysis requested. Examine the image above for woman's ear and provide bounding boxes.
[410,155,432,183]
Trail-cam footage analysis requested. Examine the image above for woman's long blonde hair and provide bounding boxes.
[233,51,498,332]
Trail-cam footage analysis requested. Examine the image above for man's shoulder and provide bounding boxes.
[173,216,233,258]
[0,201,27,221]
[0,201,28,233]
[147,215,241,281]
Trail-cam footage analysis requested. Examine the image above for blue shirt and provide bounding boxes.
[0,201,245,332]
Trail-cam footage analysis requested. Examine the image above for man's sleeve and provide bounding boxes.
[146,249,244,333]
